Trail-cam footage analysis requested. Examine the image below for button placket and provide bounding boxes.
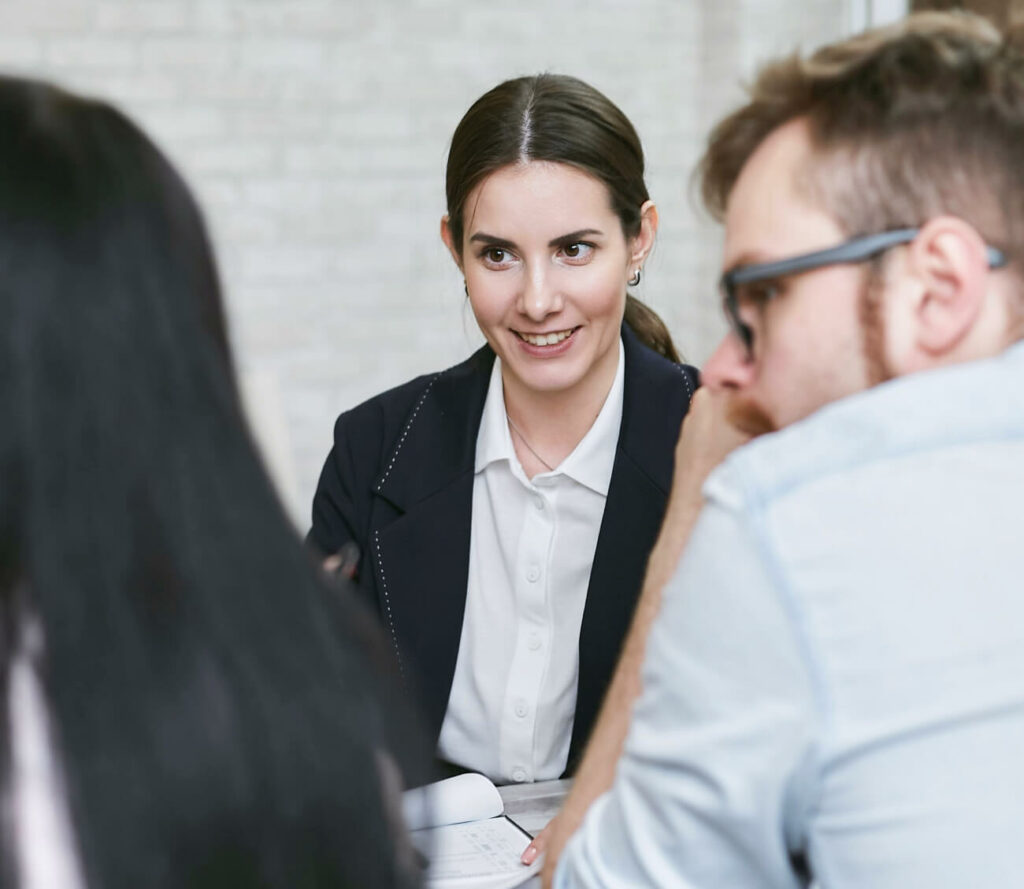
[498,481,554,782]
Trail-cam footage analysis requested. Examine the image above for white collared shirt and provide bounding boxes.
[436,338,624,784]
[560,343,1024,888]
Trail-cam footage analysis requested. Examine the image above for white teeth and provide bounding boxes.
[521,329,573,346]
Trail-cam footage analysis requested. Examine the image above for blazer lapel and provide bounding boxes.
[370,347,495,738]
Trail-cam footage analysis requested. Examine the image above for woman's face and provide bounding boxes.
[442,161,655,405]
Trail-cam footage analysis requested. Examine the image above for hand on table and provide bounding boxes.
[520,803,584,889]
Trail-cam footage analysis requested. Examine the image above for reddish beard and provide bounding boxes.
[727,399,777,437]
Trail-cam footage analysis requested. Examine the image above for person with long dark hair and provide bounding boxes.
[309,74,699,785]
[0,75,425,889]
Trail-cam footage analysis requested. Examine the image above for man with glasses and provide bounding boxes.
[539,11,1024,888]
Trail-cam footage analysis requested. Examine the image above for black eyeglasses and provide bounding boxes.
[719,227,1009,355]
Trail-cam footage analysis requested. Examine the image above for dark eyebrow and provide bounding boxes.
[467,229,604,251]
[469,232,517,250]
[549,229,602,247]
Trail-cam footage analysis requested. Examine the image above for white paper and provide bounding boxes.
[404,773,504,831]
[412,816,541,888]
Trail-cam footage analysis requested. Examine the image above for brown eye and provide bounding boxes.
[485,248,508,264]
[560,242,594,262]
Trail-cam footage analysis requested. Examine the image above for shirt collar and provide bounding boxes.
[475,358,517,473]
[475,337,625,496]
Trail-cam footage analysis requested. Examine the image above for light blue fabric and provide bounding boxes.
[558,342,1024,888]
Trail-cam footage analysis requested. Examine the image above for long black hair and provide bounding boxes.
[0,75,425,888]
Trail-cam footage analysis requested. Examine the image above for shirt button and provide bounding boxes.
[526,565,540,583]
[534,496,545,510]
[514,698,528,718]
[511,767,528,783]
[527,632,542,651]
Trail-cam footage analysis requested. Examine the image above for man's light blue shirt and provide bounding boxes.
[559,342,1024,888]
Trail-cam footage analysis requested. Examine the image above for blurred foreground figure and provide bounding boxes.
[555,12,1024,888]
[0,76,424,889]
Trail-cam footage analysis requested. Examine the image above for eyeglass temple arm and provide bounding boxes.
[727,228,1008,286]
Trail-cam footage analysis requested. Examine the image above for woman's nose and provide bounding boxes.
[518,264,562,321]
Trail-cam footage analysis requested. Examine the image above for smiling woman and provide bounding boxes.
[446,160,652,464]
[309,73,699,786]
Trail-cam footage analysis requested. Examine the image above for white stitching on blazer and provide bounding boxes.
[373,529,406,679]
[375,373,441,492]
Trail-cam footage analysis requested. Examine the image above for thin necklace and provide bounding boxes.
[506,414,556,472]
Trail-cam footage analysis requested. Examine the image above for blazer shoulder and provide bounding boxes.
[618,329,700,493]
[623,327,699,407]
[333,370,441,451]
[310,347,492,555]
[332,347,492,450]
[645,351,699,402]
[327,346,494,504]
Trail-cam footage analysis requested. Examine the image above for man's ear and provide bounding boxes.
[902,216,991,358]
[440,215,462,270]
[629,200,659,267]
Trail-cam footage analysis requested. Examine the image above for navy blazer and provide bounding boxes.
[309,325,698,772]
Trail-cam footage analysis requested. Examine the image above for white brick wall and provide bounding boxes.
[1,0,853,524]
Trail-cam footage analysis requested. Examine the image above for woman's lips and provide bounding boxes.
[513,326,580,357]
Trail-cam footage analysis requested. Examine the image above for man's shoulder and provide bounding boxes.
[710,343,1024,510]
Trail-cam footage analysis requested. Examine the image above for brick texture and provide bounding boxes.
[1,0,853,523]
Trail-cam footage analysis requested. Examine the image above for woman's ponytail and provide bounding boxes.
[623,295,681,363]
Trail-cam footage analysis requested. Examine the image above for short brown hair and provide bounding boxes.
[699,12,1024,270]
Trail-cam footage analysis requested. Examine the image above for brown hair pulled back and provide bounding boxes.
[446,73,680,363]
